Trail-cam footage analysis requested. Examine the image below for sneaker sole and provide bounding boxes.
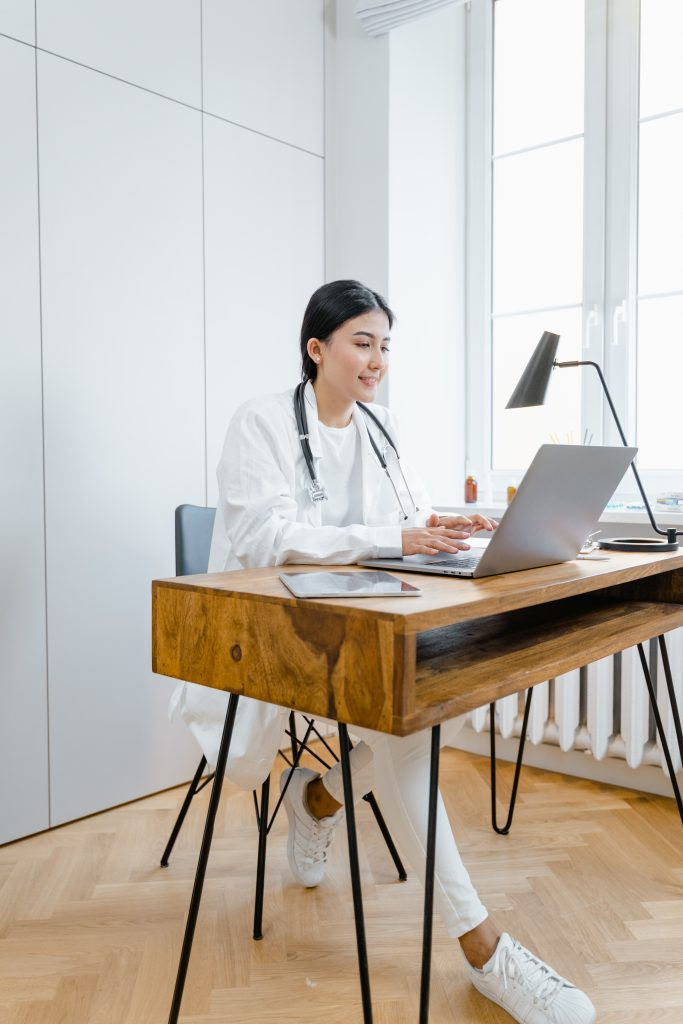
[470,977,597,1024]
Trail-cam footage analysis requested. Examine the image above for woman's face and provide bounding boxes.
[308,309,391,406]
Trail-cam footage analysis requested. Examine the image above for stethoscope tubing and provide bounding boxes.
[293,381,418,519]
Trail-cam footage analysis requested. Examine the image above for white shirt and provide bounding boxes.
[172,383,439,780]
[318,420,364,527]
[207,382,435,572]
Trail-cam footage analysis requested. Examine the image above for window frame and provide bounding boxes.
[465,0,682,502]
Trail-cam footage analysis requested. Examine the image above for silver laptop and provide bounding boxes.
[359,444,637,579]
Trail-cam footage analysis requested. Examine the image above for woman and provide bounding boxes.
[172,281,596,1024]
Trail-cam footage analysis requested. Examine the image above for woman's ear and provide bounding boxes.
[307,338,322,365]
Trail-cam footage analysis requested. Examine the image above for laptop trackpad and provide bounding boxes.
[400,553,483,568]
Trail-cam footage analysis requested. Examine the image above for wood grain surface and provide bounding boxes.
[160,549,683,632]
[153,585,404,733]
[152,550,683,736]
[409,597,683,731]
[4,747,682,1023]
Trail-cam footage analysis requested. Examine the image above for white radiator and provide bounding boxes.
[458,628,683,795]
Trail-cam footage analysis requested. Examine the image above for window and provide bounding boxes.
[466,0,683,500]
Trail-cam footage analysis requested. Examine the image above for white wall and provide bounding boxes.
[325,0,390,294]
[1,0,324,842]
[387,6,466,505]
[326,1,466,504]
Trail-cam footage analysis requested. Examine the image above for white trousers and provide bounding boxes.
[322,731,488,938]
[172,683,488,939]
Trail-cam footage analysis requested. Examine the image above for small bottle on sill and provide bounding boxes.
[465,473,478,504]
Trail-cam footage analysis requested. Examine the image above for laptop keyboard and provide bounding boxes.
[430,554,482,570]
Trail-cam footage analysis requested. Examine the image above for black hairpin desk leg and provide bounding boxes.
[252,774,270,941]
[490,688,533,835]
[658,635,683,795]
[419,724,441,1024]
[168,692,240,1024]
[338,722,373,1024]
[637,641,683,826]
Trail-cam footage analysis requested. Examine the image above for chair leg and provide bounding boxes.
[253,775,270,940]
[265,719,316,833]
[339,728,408,881]
[637,641,683,826]
[168,694,240,1024]
[161,755,210,867]
[419,724,441,1024]
[272,720,405,880]
[490,688,533,835]
[339,723,373,1024]
[303,715,340,763]
[362,792,407,881]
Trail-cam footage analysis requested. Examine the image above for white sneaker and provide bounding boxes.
[467,932,596,1024]
[280,767,344,888]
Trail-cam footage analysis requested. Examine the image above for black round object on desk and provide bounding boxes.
[598,536,679,552]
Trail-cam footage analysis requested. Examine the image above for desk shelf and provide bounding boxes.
[408,596,683,733]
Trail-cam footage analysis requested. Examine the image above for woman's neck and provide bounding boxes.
[312,379,354,428]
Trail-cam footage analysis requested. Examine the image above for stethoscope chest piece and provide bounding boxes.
[308,479,328,503]
[293,381,417,519]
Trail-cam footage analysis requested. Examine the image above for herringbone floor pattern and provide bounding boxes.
[1,748,682,1023]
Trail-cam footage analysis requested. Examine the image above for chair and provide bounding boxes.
[161,504,407,941]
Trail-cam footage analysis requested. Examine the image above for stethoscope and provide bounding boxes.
[293,381,418,521]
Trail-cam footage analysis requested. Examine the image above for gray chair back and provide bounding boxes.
[175,504,216,576]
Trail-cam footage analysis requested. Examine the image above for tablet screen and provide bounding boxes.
[279,571,421,599]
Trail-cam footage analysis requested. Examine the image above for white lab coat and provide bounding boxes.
[170,382,437,788]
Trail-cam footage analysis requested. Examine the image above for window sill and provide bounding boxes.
[437,503,683,529]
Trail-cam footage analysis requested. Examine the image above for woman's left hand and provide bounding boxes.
[426,512,498,535]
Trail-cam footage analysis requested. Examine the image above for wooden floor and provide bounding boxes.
[1,747,682,1023]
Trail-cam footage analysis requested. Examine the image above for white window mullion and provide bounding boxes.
[603,0,640,450]
[581,0,608,447]
[464,0,494,498]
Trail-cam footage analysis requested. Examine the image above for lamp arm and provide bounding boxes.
[556,359,681,540]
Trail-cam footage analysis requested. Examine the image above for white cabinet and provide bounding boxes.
[203,0,324,155]
[36,0,201,107]
[0,37,48,844]
[37,53,205,824]
[0,0,34,43]
[1,2,326,839]
[203,116,324,500]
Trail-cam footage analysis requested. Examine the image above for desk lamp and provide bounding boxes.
[506,331,680,551]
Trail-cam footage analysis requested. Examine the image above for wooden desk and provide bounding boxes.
[152,549,683,1023]
[154,549,683,732]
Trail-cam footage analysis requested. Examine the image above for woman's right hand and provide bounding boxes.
[401,526,471,557]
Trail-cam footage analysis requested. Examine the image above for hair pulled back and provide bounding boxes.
[299,279,395,382]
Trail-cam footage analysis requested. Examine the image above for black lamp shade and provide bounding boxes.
[505,331,561,409]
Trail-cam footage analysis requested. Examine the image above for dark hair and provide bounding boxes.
[300,279,395,381]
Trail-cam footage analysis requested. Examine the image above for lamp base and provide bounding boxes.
[598,536,679,552]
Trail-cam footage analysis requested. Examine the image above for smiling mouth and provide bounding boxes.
[359,377,379,383]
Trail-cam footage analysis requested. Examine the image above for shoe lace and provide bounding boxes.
[497,940,566,1009]
[296,815,337,867]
